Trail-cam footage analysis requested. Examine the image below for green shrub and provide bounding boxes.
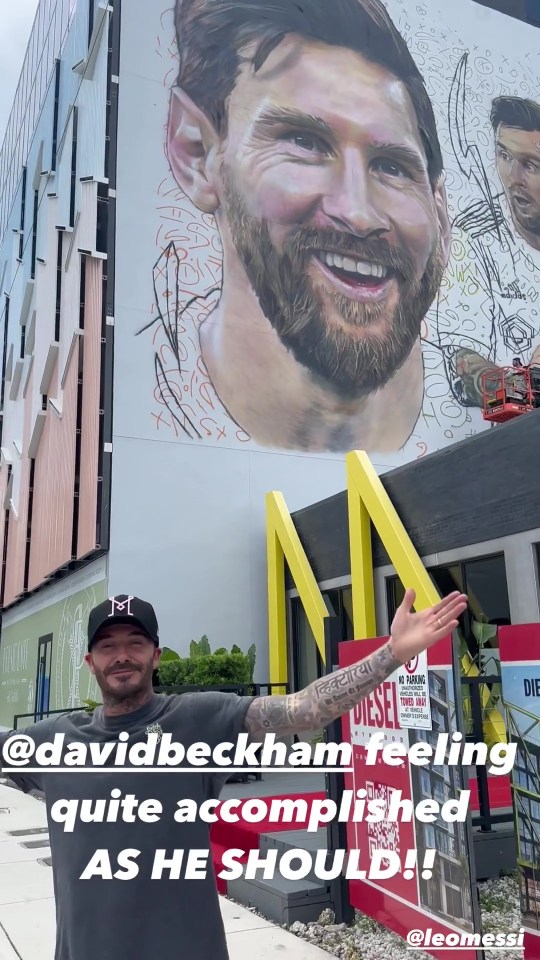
[156,636,256,687]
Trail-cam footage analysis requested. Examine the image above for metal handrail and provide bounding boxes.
[13,682,290,728]
[13,706,87,728]
[461,673,514,831]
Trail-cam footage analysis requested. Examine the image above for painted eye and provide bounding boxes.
[292,134,318,150]
[283,132,332,156]
[373,158,407,178]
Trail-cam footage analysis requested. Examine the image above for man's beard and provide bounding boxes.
[96,662,151,701]
[222,176,446,400]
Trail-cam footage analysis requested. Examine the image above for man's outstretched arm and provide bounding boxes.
[244,589,467,737]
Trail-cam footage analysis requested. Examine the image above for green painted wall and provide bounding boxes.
[0,573,107,728]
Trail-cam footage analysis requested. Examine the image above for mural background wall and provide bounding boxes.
[109,0,540,665]
[0,560,106,728]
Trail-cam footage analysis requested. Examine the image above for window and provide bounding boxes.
[445,885,463,918]
[463,555,511,626]
[69,108,78,227]
[433,780,447,804]
[387,554,510,671]
[1,296,9,409]
[430,674,446,701]
[436,829,456,858]
[55,232,63,341]
[432,707,446,729]
[322,587,355,641]
[443,860,463,886]
[420,770,431,796]
[19,166,27,259]
[424,825,436,848]
[35,634,53,721]
[96,183,108,253]
[432,765,452,783]
[289,585,355,692]
[290,598,323,691]
[88,0,95,46]
[30,189,38,279]
[51,60,61,170]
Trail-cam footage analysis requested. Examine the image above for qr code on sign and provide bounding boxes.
[366,781,400,866]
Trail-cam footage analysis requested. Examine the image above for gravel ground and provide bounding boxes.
[229,873,524,960]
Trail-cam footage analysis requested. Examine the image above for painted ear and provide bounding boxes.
[167,86,220,213]
[434,176,452,266]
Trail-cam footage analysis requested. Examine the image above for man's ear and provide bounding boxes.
[85,653,95,675]
[434,176,452,266]
[167,86,220,213]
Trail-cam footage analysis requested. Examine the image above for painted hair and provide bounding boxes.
[491,96,540,133]
[174,0,444,183]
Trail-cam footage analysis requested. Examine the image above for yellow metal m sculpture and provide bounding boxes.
[266,450,505,745]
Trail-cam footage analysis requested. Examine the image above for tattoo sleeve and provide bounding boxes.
[244,640,401,737]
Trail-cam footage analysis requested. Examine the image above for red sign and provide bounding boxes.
[499,624,540,960]
[338,633,480,960]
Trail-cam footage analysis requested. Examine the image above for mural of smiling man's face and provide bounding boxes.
[214,37,449,400]
[167,1,450,406]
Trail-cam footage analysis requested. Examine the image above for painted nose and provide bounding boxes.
[509,160,528,191]
[320,154,391,238]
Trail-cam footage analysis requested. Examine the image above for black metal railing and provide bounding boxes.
[153,683,290,783]
[12,684,289,782]
[13,682,291,729]
[461,674,514,831]
[13,706,87,729]
[154,682,290,697]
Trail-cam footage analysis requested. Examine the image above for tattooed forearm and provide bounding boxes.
[244,640,401,737]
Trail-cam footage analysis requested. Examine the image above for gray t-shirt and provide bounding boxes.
[0,691,255,960]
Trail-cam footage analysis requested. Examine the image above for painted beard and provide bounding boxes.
[222,177,446,399]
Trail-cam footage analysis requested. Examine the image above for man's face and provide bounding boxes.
[85,625,159,700]
[495,124,540,236]
[210,37,449,398]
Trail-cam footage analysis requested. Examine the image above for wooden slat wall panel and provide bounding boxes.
[27,346,78,590]
[77,257,102,558]
[0,464,8,597]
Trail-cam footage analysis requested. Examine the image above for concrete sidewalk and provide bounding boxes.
[0,783,330,960]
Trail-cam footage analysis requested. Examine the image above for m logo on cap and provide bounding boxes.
[87,594,159,651]
[108,596,134,618]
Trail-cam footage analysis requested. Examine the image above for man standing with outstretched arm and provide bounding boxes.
[0,588,467,960]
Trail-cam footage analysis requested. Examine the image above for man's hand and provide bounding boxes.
[388,588,468,665]
[244,589,468,738]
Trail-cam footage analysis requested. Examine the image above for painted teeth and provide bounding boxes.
[320,252,387,279]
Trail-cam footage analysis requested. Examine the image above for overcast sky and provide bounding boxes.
[0,0,40,147]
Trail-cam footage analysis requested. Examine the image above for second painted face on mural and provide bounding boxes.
[496,128,540,241]
[165,0,451,451]
[491,97,540,252]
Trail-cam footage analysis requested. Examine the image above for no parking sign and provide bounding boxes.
[395,649,432,729]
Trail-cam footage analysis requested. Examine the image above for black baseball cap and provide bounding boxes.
[87,595,159,651]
